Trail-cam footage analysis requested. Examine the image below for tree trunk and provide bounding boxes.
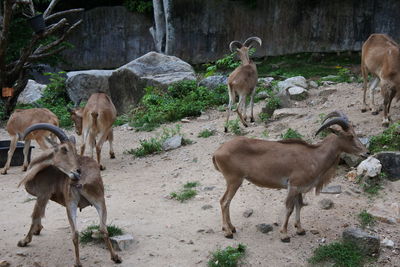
[163,0,174,55]
[151,0,166,53]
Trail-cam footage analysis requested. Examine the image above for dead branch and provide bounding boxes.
[45,8,84,22]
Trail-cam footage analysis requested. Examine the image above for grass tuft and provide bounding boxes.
[208,243,247,267]
[170,181,200,202]
[198,129,216,138]
[225,119,243,135]
[369,123,400,153]
[309,241,363,267]
[280,128,303,139]
[80,224,123,244]
[358,210,376,229]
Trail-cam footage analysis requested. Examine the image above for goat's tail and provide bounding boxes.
[91,111,99,129]
[212,155,220,172]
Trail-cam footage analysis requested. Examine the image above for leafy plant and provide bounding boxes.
[198,129,215,138]
[225,119,243,135]
[80,224,123,244]
[123,0,153,14]
[357,173,384,197]
[358,210,376,229]
[114,114,130,126]
[309,241,364,267]
[369,123,400,153]
[204,52,240,77]
[208,243,247,267]
[280,128,303,139]
[170,181,200,202]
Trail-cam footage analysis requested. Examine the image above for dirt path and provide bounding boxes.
[0,82,399,267]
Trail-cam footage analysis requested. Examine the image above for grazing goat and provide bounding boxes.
[225,36,262,132]
[361,33,400,126]
[69,93,117,170]
[213,111,368,242]
[17,123,122,267]
[1,108,58,175]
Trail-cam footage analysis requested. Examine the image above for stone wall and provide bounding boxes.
[61,1,400,69]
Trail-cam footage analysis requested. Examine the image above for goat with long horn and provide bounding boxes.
[213,111,368,242]
[225,36,262,132]
[17,123,122,266]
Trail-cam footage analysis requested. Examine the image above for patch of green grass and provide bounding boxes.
[131,81,228,131]
[80,224,123,244]
[280,128,303,139]
[369,123,400,153]
[198,129,215,138]
[114,114,130,126]
[208,243,247,267]
[225,119,243,135]
[358,210,376,229]
[170,181,200,202]
[358,173,384,197]
[308,241,363,267]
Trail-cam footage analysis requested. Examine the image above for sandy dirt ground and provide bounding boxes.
[0,82,400,267]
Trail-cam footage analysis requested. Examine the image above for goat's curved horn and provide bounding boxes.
[243,36,262,49]
[23,123,69,143]
[229,41,243,52]
[315,118,350,136]
[321,110,349,124]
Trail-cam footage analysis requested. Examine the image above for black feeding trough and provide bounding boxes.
[0,140,35,167]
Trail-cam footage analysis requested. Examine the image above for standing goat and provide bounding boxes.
[1,108,58,175]
[213,111,368,242]
[361,33,400,126]
[225,37,262,132]
[69,93,117,170]
[17,123,122,267]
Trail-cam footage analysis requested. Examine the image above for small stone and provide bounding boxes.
[308,80,318,88]
[187,240,194,245]
[197,229,205,233]
[16,251,28,257]
[381,238,395,248]
[203,186,215,191]
[342,228,380,256]
[288,86,308,101]
[319,198,334,210]
[318,238,326,243]
[110,234,135,251]
[0,260,10,267]
[318,88,337,97]
[181,118,191,123]
[162,135,183,151]
[205,229,214,234]
[345,170,358,182]
[310,230,319,235]
[243,209,254,218]
[256,223,273,234]
[357,156,382,178]
[201,204,213,210]
[321,185,342,194]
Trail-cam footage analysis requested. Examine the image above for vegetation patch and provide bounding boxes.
[308,241,364,267]
[357,172,385,197]
[130,81,228,131]
[280,128,303,139]
[225,119,243,136]
[358,210,376,229]
[369,123,400,153]
[198,129,216,138]
[170,181,200,202]
[208,243,247,267]
[80,224,123,244]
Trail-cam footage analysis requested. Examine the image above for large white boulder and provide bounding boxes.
[357,156,382,177]
[17,79,46,104]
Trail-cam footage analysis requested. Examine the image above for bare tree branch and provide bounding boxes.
[43,0,60,18]
[45,8,84,22]
[28,45,65,60]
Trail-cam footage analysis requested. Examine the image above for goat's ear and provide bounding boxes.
[69,136,76,144]
[328,126,342,135]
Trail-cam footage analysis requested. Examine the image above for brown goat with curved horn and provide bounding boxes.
[213,111,368,242]
[17,123,122,266]
[225,36,262,132]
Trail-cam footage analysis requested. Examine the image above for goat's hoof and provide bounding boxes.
[250,118,255,123]
[224,127,228,133]
[382,121,390,127]
[110,153,115,159]
[243,123,248,128]
[33,225,43,235]
[17,240,28,247]
[100,165,106,171]
[22,166,28,172]
[296,230,306,236]
[112,254,122,264]
[361,108,367,113]
[1,169,7,175]
[280,236,291,243]
[74,264,83,267]
[231,227,236,233]
[371,110,379,115]
[224,233,234,239]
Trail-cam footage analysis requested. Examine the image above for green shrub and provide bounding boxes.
[80,224,123,244]
[170,181,200,202]
[308,241,364,267]
[114,114,130,126]
[208,243,247,267]
[131,81,228,131]
[358,210,376,229]
[123,0,153,14]
[225,119,243,135]
[281,128,303,139]
[369,123,400,153]
[198,129,215,138]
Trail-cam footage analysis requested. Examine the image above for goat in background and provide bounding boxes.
[69,93,117,170]
[1,108,58,175]
[17,123,122,267]
[225,36,262,132]
[213,111,368,242]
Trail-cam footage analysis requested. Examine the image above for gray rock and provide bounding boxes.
[109,52,196,113]
[198,75,227,90]
[272,108,307,120]
[322,75,340,80]
[375,152,400,181]
[256,223,273,234]
[201,204,213,210]
[341,153,364,167]
[110,234,135,251]
[66,70,113,104]
[203,186,215,191]
[277,76,308,91]
[243,209,254,218]
[162,135,183,151]
[321,185,342,194]
[342,228,380,256]
[357,156,382,178]
[319,198,334,210]
[318,88,337,97]
[310,229,320,235]
[288,86,308,100]
[381,238,394,248]
[17,79,46,104]
[256,91,269,100]
[258,77,274,88]
[308,80,318,88]
[276,87,291,108]
[359,137,370,148]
